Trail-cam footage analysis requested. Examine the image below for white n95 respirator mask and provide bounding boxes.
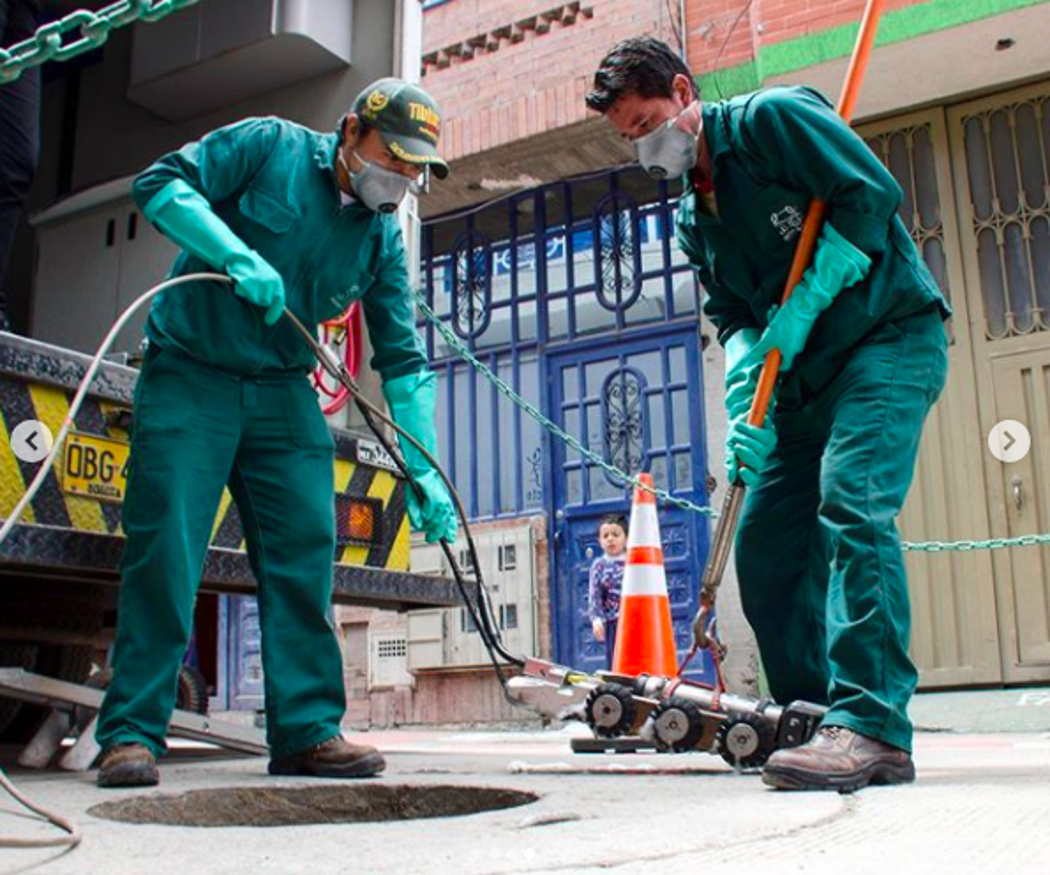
[635,103,700,180]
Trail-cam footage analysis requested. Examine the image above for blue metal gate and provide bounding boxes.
[547,326,712,677]
[419,166,713,677]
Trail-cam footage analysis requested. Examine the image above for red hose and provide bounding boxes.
[311,302,362,415]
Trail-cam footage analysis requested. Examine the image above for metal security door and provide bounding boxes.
[948,83,1050,683]
[859,110,1002,687]
[548,325,712,679]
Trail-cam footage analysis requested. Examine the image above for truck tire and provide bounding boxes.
[0,641,95,743]
[176,665,209,715]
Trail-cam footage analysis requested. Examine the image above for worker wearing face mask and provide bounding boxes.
[588,38,950,792]
[95,78,456,789]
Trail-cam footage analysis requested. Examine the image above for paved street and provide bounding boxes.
[2,689,1048,875]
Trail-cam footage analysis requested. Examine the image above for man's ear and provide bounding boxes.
[342,113,359,145]
[672,73,694,105]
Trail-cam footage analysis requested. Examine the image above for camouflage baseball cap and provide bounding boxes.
[351,78,449,179]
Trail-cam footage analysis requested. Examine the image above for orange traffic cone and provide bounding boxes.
[611,473,678,678]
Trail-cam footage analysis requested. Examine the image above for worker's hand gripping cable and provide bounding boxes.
[279,308,529,698]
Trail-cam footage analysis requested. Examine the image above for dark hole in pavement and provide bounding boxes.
[89,784,539,827]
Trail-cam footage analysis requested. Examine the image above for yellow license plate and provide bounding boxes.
[63,433,130,503]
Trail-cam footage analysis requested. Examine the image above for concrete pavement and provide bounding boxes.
[2,710,1048,875]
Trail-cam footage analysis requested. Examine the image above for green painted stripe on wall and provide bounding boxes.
[697,0,1048,99]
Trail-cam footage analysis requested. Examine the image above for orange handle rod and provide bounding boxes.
[746,0,886,430]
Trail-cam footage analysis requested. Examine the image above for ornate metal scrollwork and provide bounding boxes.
[451,230,493,338]
[601,367,647,479]
[593,193,642,311]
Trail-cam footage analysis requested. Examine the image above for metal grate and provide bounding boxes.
[334,495,383,547]
[369,633,412,688]
[959,96,1050,339]
[865,123,954,344]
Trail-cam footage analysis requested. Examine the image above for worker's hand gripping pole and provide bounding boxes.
[692,0,887,651]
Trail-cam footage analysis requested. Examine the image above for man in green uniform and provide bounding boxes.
[95,79,457,788]
[587,38,949,791]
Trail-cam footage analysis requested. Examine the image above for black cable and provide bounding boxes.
[711,0,754,100]
[664,0,684,57]
[282,310,530,710]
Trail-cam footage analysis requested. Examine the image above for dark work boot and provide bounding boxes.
[762,725,915,792]
[268,735,386,779]
[96,743,160,788]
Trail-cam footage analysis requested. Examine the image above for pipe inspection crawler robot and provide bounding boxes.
[509,658,826,769]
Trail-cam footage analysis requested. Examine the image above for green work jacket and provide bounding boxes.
[132,117,426,380]
[675,86,950,394]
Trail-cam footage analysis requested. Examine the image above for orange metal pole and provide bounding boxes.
[748,0,887,428]
[694,0,888,651]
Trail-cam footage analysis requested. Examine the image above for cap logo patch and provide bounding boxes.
[363,90,390,119]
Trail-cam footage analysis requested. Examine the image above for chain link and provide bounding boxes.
[415,292,1050,553]
[8,7,1046,557]
[902,533,1050,552]
[0,0,201,85]
[414,292,719,518]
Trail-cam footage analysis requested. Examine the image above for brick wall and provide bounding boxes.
[422,0,684,162]
[686,0,932,76]
[685,0,757,76]
[422,0,940,164]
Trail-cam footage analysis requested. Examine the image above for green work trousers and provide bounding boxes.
[96,345,345,759]
[735,308,948,753]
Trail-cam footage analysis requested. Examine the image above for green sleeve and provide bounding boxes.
[132,117,282,216]
[362,222,429,382]
[675,191,758,345]
[741,87,902,255]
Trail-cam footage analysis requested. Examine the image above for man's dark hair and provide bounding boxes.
[586,36,696,114]
[599,513,628,535]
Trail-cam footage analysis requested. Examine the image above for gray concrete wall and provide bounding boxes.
[699,314,761,697]
[68,0,397,192]
[9,0,400,334]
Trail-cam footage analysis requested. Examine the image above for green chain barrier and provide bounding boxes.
[414,291,719,518]
[415,291,1050,552]
[0,0,201,85]
[902,532,1050,552]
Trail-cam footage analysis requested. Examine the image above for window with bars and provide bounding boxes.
[960,96,1050,339]
[420,168,700,521]
[864,124,953,305]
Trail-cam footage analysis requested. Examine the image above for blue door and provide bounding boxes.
[547,324,713,680]
[218,595,264,711]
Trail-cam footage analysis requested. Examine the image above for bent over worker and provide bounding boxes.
[95,79,457,788]
[587,38,949,791]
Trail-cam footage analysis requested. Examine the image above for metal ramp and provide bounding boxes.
[0,668,267,772]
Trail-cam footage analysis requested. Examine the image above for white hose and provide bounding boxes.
[0,272,230,547]
[0,271,230,852]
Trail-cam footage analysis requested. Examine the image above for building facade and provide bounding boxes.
[349,0,1050,726]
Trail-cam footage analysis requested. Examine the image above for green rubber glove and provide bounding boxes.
[143,179,286,325]
[725,420,777,487]
[724,328,764,423]
[383,369,458,544]
[723,328,777,487]
[746,223,872,372]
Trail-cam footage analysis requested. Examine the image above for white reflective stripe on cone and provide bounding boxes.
[621,564,669,597]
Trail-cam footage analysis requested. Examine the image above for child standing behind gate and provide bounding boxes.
[588,514,628,668]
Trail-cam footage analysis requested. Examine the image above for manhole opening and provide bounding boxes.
[89,784,539,827]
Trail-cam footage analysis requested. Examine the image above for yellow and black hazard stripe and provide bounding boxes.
[0,374,410,572]
[208,455,410,571]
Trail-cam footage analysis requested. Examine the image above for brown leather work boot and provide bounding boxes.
[96,743,160,788]
[268,735,386,779]
[762,725,915,792]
